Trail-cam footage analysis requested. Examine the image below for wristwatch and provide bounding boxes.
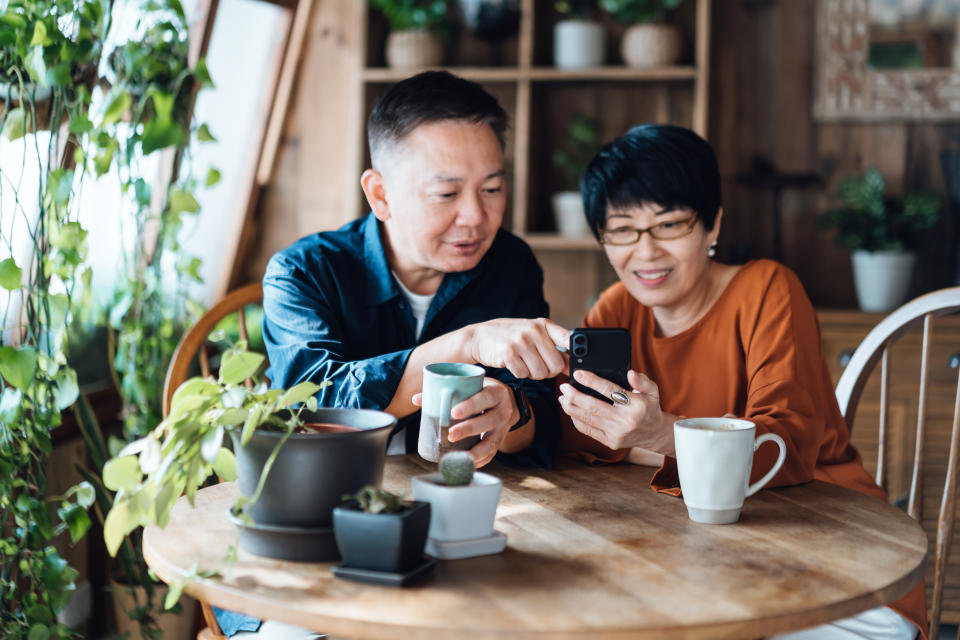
[507,382,532,432]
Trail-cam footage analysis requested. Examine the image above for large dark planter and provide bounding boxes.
[332,500,431,573]
[228,407,395,561]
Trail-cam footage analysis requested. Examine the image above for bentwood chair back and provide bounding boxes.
[163,282,264,640]
[835,286,960,638]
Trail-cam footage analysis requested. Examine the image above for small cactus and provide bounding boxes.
[439,451,475,486]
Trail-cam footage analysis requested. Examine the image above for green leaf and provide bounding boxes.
[213,448,236,481]
[71,481,96,508]
[0,13,28,29]
[24,45,48,86]
[0,387,22,423]
[102,91,131,126]
[194,58,214,88]
[205,167,221,187]
[102,456,141,492]
[30,21,49,47]
[28,623,49,640]
[170,377,220,415]
[26,604,52,624]
[240,405,263,447]
[46,62,71,86]
[2,107,28,140]
[53,367,79,410]
[164,578,186,610]
[168,188,200,216]
[142,119,186,154]
[197,123,216,142]
[201,426,224,463]
[68,114,93,135]
[0,257,22,289]
[219,349,264,385]
[103,499,135,557]
[177,256,203,283]
[58,503,92,543]
[0,345,37,390]
[279,381,322,408]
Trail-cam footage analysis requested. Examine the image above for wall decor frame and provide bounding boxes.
[814,0,960,121]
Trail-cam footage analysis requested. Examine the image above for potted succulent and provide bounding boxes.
[600,0,683,67]
[818,168,942,312]
[551,113,600,237]
[332,486,433,586]
[411,451,505,559]
[370,0,450,69]
[100,344,397,563]
[554,0,605,69]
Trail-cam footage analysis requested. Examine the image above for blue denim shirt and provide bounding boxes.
[262,213,559,467]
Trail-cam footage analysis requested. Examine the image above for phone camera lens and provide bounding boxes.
[572,334,587,345]
[573,346,587,357]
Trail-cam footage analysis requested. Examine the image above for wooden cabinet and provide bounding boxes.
[355,0,711,327]
[818,309,960,623]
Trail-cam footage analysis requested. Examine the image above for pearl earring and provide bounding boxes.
[707,241,718,258]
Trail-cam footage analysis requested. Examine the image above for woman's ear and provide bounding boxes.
[360,169,390,221]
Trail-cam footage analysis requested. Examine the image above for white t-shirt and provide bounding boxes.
[386,273,437,454]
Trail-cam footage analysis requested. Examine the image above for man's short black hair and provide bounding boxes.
[581,124,722,239]
[367,70,509,169]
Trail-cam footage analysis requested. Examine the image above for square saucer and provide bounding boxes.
[331,557,435,587]
[425,530,507,560]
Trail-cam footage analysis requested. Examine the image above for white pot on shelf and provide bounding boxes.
[553,20,605,69]
[385,29,444,69]
[851,249,916,312]
[551,191,590,237]
[620,23,682,67]
[411,471,501,541]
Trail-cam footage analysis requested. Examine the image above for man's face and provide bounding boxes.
[374,119,506,280]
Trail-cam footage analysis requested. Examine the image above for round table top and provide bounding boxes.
[143,455,927,639]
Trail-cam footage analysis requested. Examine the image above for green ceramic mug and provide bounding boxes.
[418,363,485,462]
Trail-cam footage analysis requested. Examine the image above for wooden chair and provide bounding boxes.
[835,286,960,638]
[163,282,264,640]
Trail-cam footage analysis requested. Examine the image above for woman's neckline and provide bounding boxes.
[647,260,753,340]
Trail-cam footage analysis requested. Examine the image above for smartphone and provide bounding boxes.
[569,328,631,403]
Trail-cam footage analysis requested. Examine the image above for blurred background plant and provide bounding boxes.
[552,113,600,191]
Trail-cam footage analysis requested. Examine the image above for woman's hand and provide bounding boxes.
[465,318,570,380]
[558,369,676,456]
[412,377,518,467]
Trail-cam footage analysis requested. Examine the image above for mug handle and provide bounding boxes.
[745,433,787,497]
[438,387,454,428]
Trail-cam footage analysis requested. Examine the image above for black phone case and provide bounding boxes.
[569,328,631,403]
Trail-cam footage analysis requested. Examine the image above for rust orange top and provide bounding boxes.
[558,259,928,637]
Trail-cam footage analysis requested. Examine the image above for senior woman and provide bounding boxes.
[557,124,926,640]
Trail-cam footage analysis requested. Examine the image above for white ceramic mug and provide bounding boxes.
[674,418,787,524]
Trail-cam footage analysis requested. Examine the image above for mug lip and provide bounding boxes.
[674,417,756,432]
[424,362,485,378]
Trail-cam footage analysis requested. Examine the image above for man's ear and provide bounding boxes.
[361,169,390,222]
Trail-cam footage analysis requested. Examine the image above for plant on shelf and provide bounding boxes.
[332,485,431,575]
[550,113,599,237]
[411,451,503,556]
[553,0,604,69]
[600,0,684,67]
[818,167,942,312]
[370,0,451,69]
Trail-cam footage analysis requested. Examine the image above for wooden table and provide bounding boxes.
[143,455,927,639]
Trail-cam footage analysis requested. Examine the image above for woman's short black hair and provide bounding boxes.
[581,124,722,239]
[368,70,508,169]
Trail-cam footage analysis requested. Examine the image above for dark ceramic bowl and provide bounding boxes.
[230,407,396,529]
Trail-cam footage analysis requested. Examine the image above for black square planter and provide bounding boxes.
[332,500,431,573]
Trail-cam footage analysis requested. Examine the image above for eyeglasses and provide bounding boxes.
[599,215,699,246]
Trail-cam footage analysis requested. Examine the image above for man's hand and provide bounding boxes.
[465,318,570,380]
[412,377,517,467]
[558,369,676,456]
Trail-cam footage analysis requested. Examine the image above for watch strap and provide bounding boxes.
[507,382,531,432]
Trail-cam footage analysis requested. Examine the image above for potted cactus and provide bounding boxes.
[411,452,506,559]
[331,486,433,586]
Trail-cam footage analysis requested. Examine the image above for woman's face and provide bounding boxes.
[601,202,721,314]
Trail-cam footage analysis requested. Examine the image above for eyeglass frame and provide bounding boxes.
[598,212,700,246]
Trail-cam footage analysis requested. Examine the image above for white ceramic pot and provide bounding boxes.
[385,29,444,69]
[551,191,590,237]
[620,23,682,67]
[851,250,916,312]
[411,471,502,541]
[553,20,605,69]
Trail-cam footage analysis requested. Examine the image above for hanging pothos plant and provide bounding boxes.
[0,0,108,638]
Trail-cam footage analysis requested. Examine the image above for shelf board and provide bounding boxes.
[522,233,603,250]
[362,66,697,83]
